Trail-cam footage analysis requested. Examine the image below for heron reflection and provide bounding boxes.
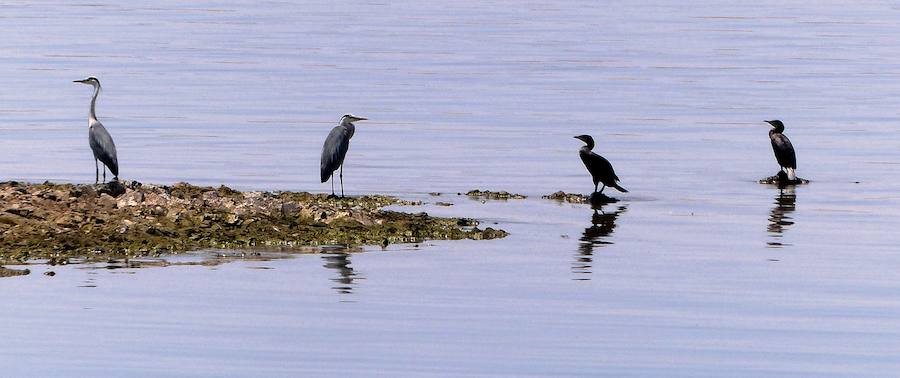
[321,253,361,294]
[767,187,796,247]
[574,204,627,280]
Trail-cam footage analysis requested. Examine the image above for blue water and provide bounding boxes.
[2,1,900,376]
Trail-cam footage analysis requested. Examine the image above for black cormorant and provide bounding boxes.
[765,120,797,180]
[574,135,628,194]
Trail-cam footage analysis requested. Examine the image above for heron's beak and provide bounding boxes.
[73,79,86,83]
[355,117,368,121]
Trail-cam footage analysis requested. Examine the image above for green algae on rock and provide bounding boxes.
[542,191,618,205]
[542,191,590,203]
[0,181,507,263]
[0,266,30,278]
[464,189,527,200]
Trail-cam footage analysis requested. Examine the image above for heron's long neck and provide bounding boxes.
[345,122,356,139]
[88,85,100,123]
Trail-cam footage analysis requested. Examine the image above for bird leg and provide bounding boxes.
[339,165,344,198]
[599,184,606,194]
[593,182,599,194]
[330,174,335,196]
[102,166,106,183]
[95,159,99,184]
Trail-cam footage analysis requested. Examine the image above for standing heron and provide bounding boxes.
[320,114,366,197]
[765,120,797,180]
[74,77,119,184]
[574,135,627,195]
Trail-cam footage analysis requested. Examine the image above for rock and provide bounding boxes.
[542,191,618,206]
[542,191,589,203]
[759,171,809,187]
[465,189,527,200]
[98,194,118,209]
[117,191,145,207]
[98,181,127,198]
[0,181,508,262]
[4,205,34,218]
[0,267,30,278]
[280,202,301,216]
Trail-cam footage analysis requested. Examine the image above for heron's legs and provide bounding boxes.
[102,166,106,183]
[95,159,99,184]
[339,165,344,198]
[330,174,335,196]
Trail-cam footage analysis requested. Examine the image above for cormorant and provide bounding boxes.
[765,120,797,180]
[574,135,627,194]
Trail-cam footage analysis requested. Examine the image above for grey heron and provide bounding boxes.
[74,77,119,184]
[765,120,797,180]
[320,114,366,197]
[574,135,627,194]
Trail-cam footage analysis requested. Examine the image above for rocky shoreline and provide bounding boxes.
[0,181,507,263]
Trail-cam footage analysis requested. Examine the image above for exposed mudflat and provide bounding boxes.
[0,181,507,262]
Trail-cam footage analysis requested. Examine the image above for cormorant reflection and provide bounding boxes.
[767,187,796,247]
[574,204,627,280]
[321,253,360,294]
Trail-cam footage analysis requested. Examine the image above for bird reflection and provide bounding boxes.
[321,253,361,294]
[574,204,627,280]
[767,188,796,248]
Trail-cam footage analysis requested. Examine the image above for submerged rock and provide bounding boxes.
[0,181,507,263]
[542,191,618,206]
[0,267,30,278]
[759,171,809,187]
[464,189,527,200]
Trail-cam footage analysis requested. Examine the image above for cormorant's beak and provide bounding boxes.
[763,120,774,126]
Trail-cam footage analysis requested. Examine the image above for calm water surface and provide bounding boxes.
[2,1,900,376]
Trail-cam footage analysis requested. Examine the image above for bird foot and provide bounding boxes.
[327,194,340,199]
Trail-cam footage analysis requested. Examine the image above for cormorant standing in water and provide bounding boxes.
[765,120,797,180]
[574,135,627,194]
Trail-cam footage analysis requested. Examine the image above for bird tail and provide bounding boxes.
[320,169,329,183]
[785,168,796,181]
[612,183,628,193]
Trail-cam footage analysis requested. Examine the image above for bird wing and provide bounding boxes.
[770,133,797,169]
[89,121,119,176]
[580,151,619,183]
[320,126,350,182]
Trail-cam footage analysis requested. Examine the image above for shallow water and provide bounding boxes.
[3,1,900,376]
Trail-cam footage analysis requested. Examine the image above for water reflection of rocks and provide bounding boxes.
[574,204,627,280]
[322,253,361,295]
[767,188,796,248]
